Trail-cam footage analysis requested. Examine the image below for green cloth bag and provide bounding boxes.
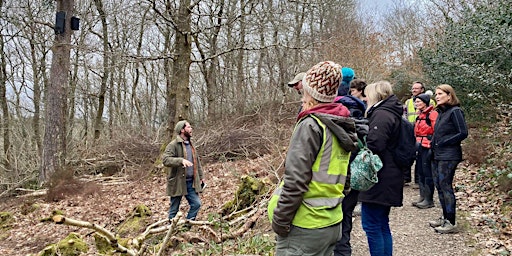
[349,137,383,191]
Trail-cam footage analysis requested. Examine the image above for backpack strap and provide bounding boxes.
[415,112,431,126]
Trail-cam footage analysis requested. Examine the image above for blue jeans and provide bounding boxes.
[168,180,201,220]
[432,160,459,225]
[361,203,392,256]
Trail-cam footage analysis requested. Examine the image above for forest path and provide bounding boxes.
[349,185,475,256]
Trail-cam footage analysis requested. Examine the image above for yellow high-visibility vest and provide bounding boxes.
[268,115,350,229]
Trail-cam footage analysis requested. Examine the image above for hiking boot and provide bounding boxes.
[411,196,424,206]
[435,220,458,234]
[429,217,445,228]
[415,199,434,209]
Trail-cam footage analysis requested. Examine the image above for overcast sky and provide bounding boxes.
[358,0,395,16]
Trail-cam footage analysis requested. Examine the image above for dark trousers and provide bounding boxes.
[432,159,459,225]
[416,147,434,199]
[334,189,360,256]
[404,144,420,183]
[403,165,418,183]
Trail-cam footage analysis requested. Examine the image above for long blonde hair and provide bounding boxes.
[301,90,319,111]
[365,81,394,111]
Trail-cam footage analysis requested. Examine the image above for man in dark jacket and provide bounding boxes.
[162,120,204,220]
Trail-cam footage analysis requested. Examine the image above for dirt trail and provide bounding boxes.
[349,185,475,256]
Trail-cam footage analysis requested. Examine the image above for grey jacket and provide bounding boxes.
[271,113,357,235]
[162,135,204,197]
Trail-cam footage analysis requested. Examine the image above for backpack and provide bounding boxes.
[382,107,417,170]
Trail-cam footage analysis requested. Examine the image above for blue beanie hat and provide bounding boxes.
[337,67,355,96]
[341,67,355,82]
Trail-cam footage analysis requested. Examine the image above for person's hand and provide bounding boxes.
[182,159,193,167]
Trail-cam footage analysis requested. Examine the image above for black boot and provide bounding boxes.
[415,185,434,209]
[415,199,434,209]
[412,182,425,206]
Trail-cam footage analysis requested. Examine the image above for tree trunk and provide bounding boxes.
[163,24,176,140]
[40,0,74,184]
[29,30,43,158]
[171,0,192,125]
[93,0,109,141]
[0,0,11,170]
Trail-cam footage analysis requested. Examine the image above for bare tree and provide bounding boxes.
[92,0,110,141]
[40,0,75,184]
[0,0,11,170]
[152,0,194,138]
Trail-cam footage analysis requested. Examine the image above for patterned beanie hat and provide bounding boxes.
[303,61,342,103]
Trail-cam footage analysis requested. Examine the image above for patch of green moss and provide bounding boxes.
[0,212,13,225]
[117,205,152,237]
[38,232,88,256]
[0,212,14,240]
[133,204,152,217]
[221,175,269,216]
[94,234,114,255]
[94,234,133,255]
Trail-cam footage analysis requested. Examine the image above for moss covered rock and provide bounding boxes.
[221,175,269,215]
[38,232,88,256]
[117,204,152,237]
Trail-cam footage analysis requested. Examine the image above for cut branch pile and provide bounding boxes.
[49,203,265,255]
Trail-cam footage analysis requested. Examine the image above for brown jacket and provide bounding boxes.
[162,135,204,197]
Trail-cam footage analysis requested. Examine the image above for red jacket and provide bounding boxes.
[414,106,438,148]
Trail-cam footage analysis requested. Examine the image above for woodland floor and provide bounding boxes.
[0,156,510,255]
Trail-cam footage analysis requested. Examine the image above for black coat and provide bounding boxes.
[431,105,468,161]
[359,95,404,207]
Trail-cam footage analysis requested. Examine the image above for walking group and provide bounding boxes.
[268,61,468,256]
